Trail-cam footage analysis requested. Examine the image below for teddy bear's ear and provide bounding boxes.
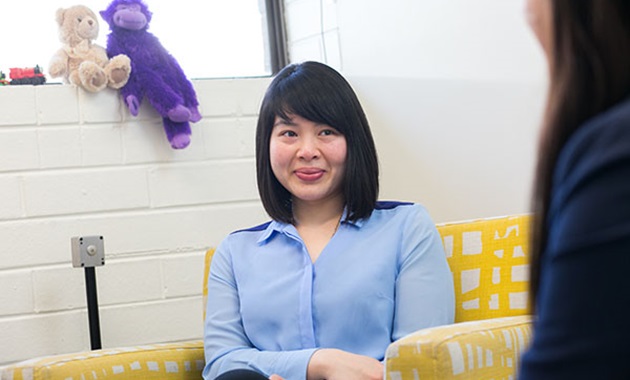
[55,8,66,26]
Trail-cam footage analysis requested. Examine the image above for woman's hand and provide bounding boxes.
[307,348,384,380]
[269,375,284,380]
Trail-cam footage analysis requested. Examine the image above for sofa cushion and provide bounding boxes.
[437,215,531,322]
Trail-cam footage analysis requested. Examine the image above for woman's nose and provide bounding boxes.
[297,138,320,160]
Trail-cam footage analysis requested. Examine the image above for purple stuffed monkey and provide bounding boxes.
[100,0,201,149]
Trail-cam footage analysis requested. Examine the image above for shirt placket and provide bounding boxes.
[281,226,317,348]
[298,257,316,348]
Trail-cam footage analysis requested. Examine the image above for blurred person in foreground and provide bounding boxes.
[520,0,630,378]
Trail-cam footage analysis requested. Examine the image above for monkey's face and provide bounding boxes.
[113,3,148,30]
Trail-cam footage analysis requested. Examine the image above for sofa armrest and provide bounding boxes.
[385,316,532,380]
[1,340,204,380]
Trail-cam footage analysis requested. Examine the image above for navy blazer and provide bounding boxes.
[519,96,630,379]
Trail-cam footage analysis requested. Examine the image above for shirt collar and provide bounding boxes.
[256,207,363,244]
[257,220,297,244]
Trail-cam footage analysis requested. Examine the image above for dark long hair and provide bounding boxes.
[256,61,379,224]
[530,0,630,308]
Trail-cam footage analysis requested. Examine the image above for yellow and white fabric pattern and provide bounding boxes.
[0,341,204,380]
[385,316,532,380]
[440,214,531,322]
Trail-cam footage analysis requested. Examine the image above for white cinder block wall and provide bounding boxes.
[284,0,342,69]
[0,78,270,365]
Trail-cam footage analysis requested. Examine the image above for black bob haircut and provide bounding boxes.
[256,61,379,224]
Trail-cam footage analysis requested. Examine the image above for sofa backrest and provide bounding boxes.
[202,248,215,318]
[437,214,531,323]
[202,214,532,323]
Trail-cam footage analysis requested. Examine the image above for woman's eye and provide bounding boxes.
[281,130,297,137]
[320,129,336,136]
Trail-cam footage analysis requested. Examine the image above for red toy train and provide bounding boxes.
[0,65,46,86]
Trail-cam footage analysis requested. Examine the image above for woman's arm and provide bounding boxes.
[203,241,317,380]
[393,205,455,340]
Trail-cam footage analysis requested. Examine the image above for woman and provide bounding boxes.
[520,1,630,378]
[202,61,455,380]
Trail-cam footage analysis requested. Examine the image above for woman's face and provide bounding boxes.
[525,0,553,59]
[269,113,347,208]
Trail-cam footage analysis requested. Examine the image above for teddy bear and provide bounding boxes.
[100,0,201,149]
[49,5,131,93]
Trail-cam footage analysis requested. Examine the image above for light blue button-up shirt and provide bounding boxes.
[203,201,455,379]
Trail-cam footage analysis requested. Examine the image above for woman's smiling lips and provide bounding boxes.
[294,168,325,181]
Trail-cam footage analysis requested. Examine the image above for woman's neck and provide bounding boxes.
[292,196,345,262]
[292,196,345,228]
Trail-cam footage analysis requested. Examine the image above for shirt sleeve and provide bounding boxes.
[519,112,630,379]
[202,238,318,380]
[392,205,455,341]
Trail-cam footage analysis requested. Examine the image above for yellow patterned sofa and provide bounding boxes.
[1,215,532,380]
